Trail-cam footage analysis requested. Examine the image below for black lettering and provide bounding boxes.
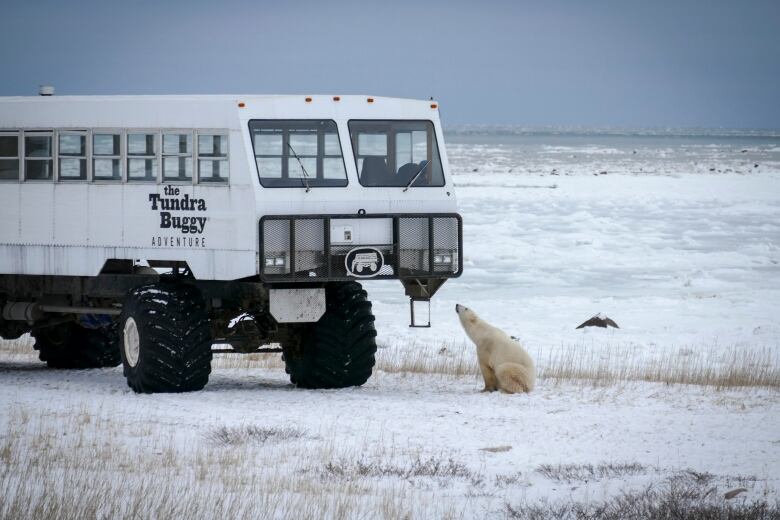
[149,193,161,210]
[195,217,207,233]
[160,212,171,228]
[197,200,206,211]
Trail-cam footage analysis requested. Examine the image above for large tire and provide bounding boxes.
[119,282,212,393]
[282,282,377,389]
[32,322,120,369]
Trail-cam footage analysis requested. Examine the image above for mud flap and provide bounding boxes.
[270,288,326,323]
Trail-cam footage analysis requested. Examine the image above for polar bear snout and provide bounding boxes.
[455,304,468,314]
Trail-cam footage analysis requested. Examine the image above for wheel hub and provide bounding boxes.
[123,317,140,367]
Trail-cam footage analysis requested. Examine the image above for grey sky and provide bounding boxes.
[1,0,778,128]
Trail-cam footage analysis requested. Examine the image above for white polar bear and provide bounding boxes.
[455,304,535,394]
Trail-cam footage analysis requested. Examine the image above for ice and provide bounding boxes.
[369,131,780,368]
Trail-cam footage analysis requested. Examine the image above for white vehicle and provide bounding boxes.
[351,252,379,273]
[0,91,462,393]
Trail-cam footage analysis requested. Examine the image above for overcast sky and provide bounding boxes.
[1,0,778,128]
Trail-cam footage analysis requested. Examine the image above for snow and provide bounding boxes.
[1,131,779,516]
[0,364,777,516]
[370,136,780,368]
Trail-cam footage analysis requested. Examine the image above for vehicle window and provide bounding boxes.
[348,120,444,188]
[24,132,53,180]
[0,132,19,180]
[127,133,157,182]
[93,133,122,181]
[163,132,193,182]
[249,120,347,188]
[197,134,229,183]
[58,132,87,181]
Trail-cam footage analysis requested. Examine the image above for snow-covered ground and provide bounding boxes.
[1,131,779,517]
[1,361,778,517]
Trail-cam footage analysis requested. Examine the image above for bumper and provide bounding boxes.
[259,213,463,282]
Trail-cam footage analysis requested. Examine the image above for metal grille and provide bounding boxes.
[260,214,461,281]
[262,219,291,276]
[433,217,459,274]
[398,217,429,275]
[293,218,325,276]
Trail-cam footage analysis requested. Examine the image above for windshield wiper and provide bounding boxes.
[402,160,430,192]
[286,142,311,193]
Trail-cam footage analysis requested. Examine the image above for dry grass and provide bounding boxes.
[206,425,306,446]
[376,340,478,376]
[506,471,780,520]
[3,334,779,389]
[210,339,478,376]
[323,455,479,484]
[535,462,648,482]
[0,408,466,519]
[0,336,35,360]
[1,407,775,519]
[212,338,779,389]
[538,342,780,389]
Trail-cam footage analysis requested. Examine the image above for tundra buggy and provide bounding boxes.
[0,93,462,393]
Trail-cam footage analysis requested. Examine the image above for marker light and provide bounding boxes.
[305,97,312,103]
[367,97,374,103]
[265,255,286,267]
[333,96,341,101]
[430,103,438,109]
[238,102,245,108]
[433,254,453,265]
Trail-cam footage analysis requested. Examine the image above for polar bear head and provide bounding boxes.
[455,304,493,345]
[455,304,476,322]
[455,303,476,316]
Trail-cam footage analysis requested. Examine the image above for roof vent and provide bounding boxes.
[38,85,55,96]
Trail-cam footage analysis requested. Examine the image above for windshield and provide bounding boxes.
[249,120,348,188]
[348,120,445,187]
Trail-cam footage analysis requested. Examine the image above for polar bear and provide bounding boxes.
[455,304,535,393]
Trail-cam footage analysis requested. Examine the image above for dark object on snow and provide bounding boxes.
[724,488,748,500]
[576,313,620,329]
